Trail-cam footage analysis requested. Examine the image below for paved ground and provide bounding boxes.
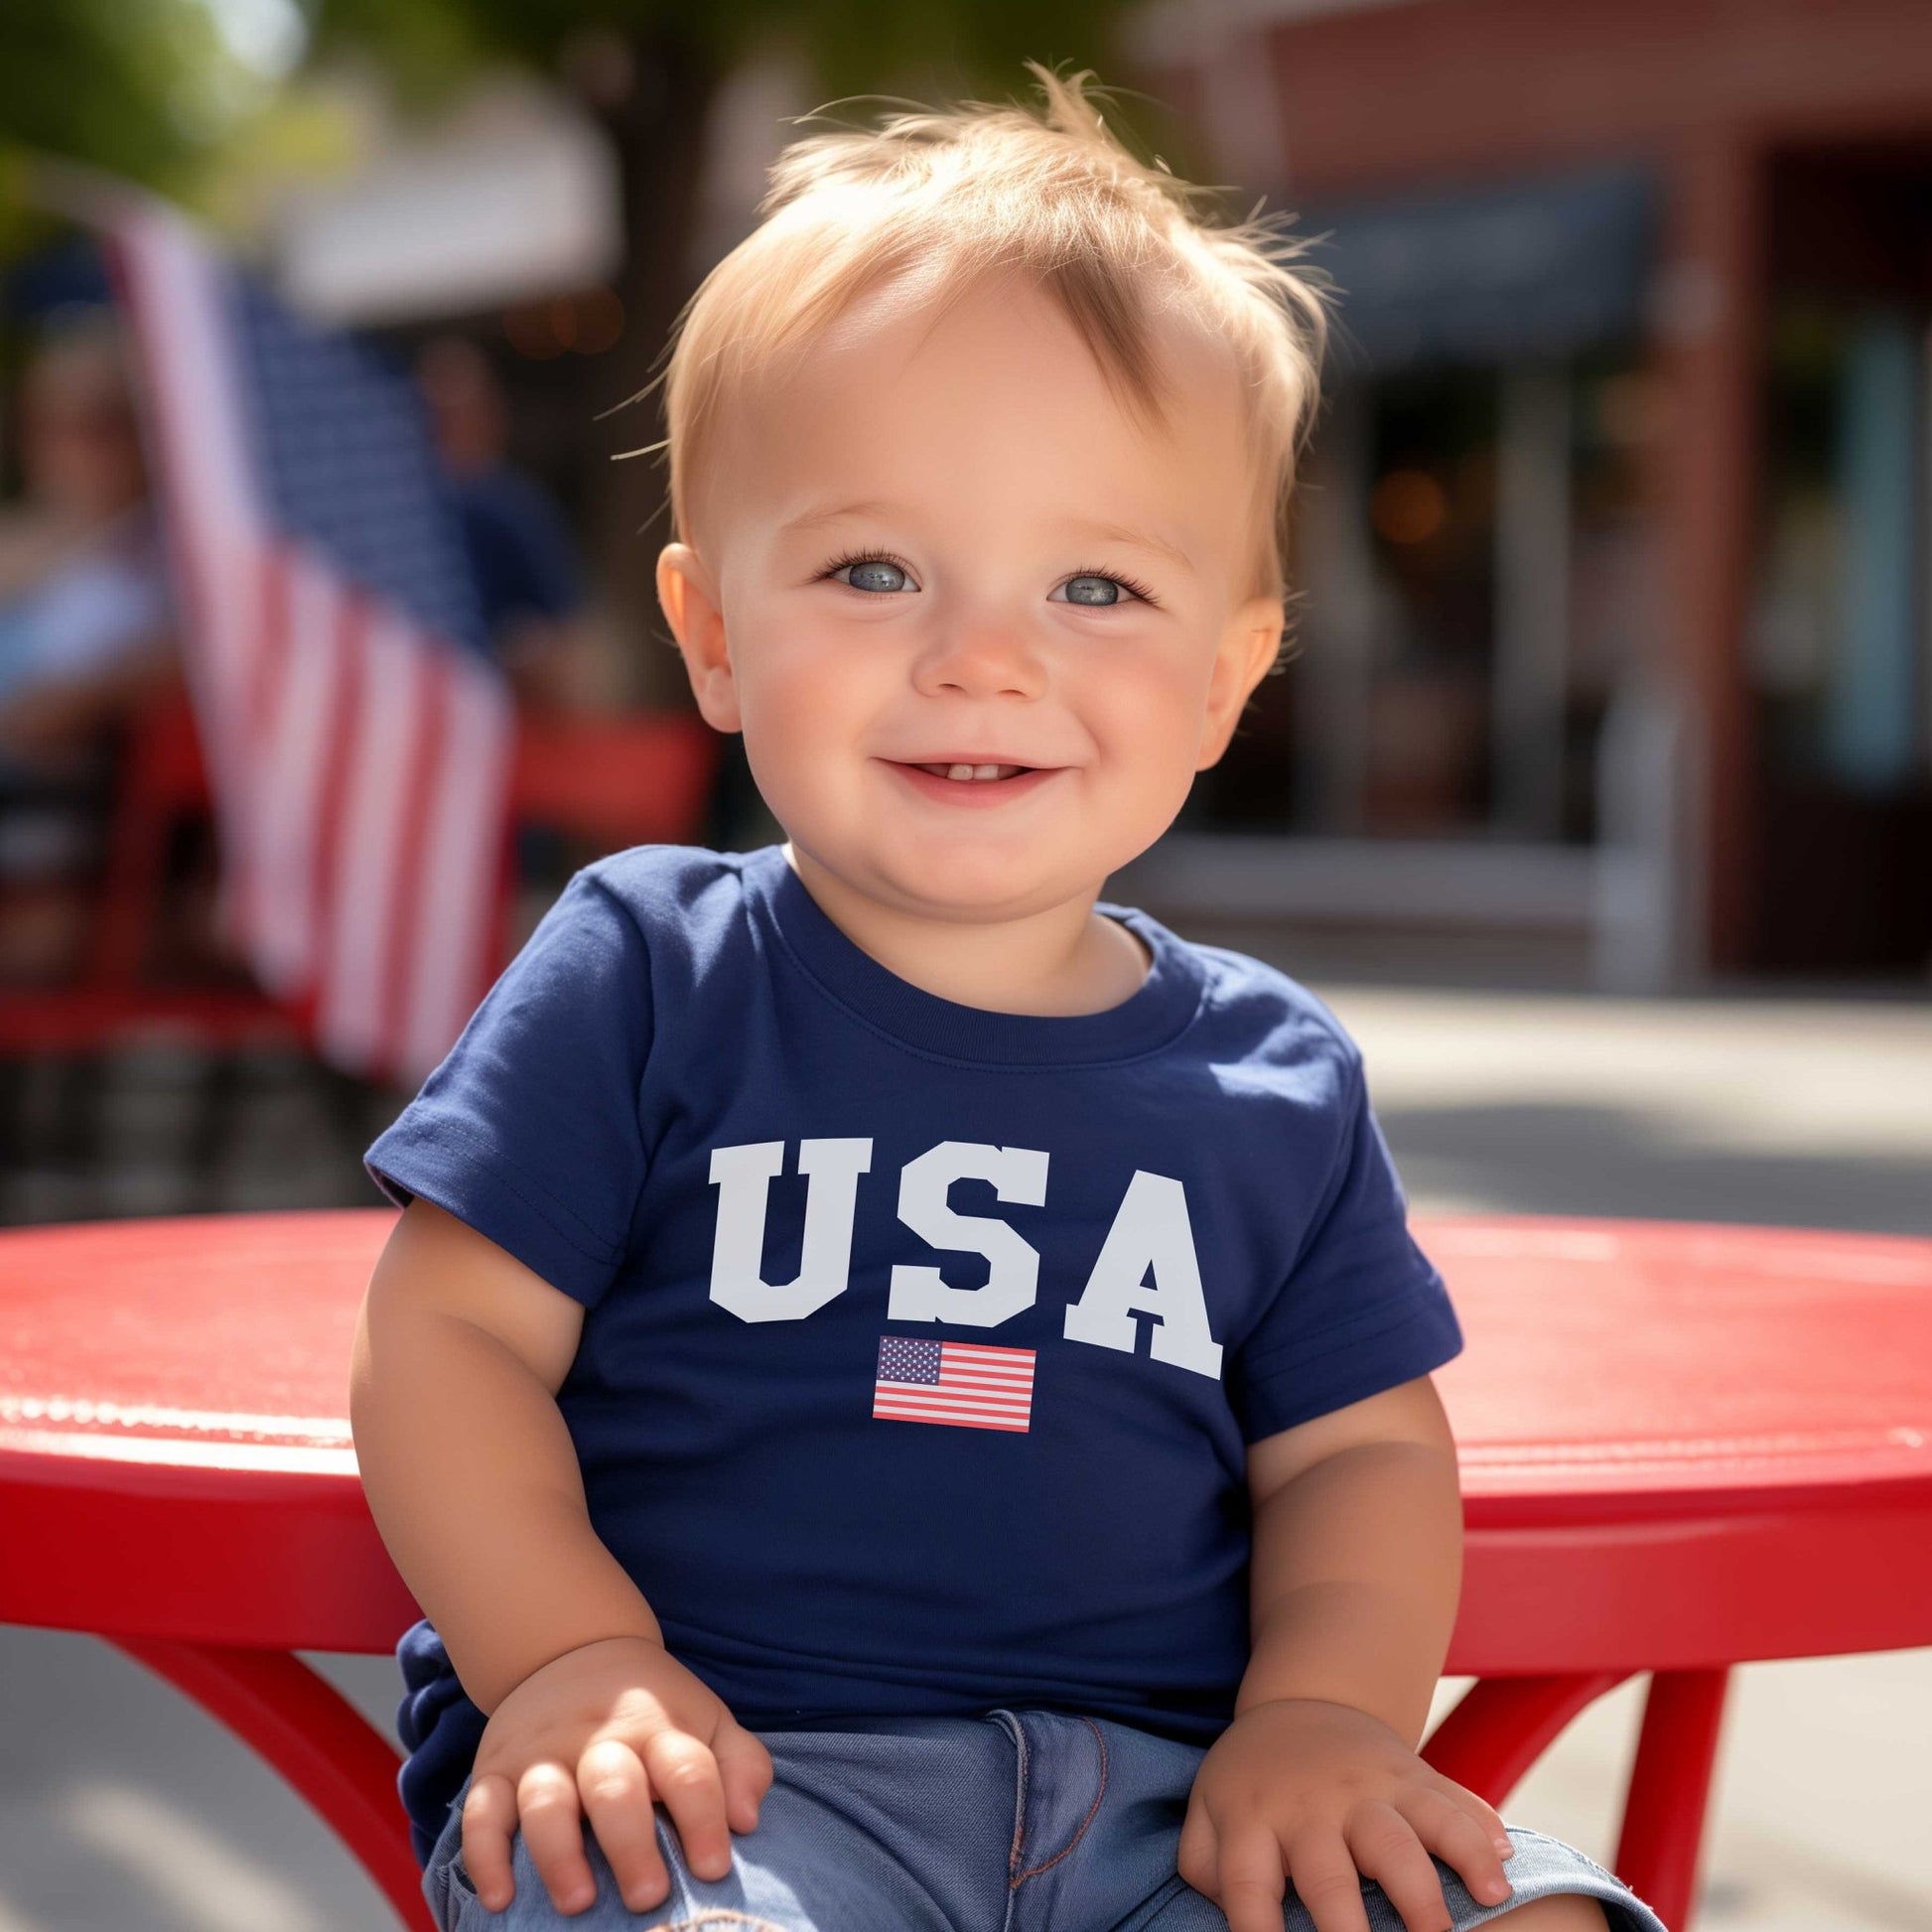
[2,975,1929,1930]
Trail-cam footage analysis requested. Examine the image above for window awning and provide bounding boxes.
[1289,161,1661,372]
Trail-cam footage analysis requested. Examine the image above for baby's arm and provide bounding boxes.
[1178,1373,1515,1932]
[350,1198,771,1915]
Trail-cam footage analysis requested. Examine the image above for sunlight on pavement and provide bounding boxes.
[62,1780,330,1932]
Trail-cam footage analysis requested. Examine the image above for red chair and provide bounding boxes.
[507,707,721,855]
[0,685,722,1173]
[1,681,720,1035]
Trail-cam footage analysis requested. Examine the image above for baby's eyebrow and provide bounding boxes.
[780,496,897,535]
[780,500,1194,575]
[1056,517,1195,575]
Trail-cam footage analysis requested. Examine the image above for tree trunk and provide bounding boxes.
[583,28,722,706]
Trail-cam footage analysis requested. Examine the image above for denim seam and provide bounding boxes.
[642,1914,787,1932]
[1005,1713,1031,1880]
[1010,1719,1110,1887]
[1506,1828,1638,1894]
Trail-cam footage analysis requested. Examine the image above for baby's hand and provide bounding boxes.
[1178,1698,1515,1932]
[462,1634,773,1917]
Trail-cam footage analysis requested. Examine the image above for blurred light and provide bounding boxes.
[1371,469,1448,544]
[1597,372,1668,450]
[573,288,624,354]
[199,0,308,81]
[503,303,565,359]
[561,29,638,111]
[501,289,625,359]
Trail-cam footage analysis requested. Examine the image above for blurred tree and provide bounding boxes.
[306,0,1188,698]
[0,0,289,250]
[2,0,218,188]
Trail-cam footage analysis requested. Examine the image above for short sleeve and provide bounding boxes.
[363,869,651,1308]
[1231,1054,1462,1443]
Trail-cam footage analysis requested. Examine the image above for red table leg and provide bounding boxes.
[1614,1667,1729,1932]
[111,1637,433,1931]
[1423,1671,1632,1807]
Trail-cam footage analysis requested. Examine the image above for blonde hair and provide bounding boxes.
[642,62,1332,609]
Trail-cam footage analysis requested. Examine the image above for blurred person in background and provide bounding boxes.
[0,315,173,767]
[417,334,599,712]
[0,315,175,978]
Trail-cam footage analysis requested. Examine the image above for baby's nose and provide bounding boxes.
[910,623,1048,701]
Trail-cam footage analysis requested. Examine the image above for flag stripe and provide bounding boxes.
[118,209,262,549]
[251,547,341,991]
[873,1391,1033,1420]
[871,1404,1030,1435]
[402,657,513,1072]
[305,584,366,1021]
[111,219,261,954]
[375,648,449,1071]
[315,613,422,1071]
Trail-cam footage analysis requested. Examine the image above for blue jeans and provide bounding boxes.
[423,1709,1668,1932]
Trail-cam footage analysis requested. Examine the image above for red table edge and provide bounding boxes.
[10,1203,1932,1931]
[11,1433,1932,1518]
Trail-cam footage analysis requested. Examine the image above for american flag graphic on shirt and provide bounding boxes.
[873,1336,1035,1433]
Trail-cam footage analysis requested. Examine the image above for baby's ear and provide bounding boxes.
[1197,595,1286,769]
[657,542,741,733]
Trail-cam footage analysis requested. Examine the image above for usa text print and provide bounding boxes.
[705,1138,1222,1377]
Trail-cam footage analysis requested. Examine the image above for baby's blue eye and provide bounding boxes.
[1059,575,1122,606]
[837,558,909,594]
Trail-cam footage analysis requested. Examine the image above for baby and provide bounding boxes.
[351,65,1666,1932]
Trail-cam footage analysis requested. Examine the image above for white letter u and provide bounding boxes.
[707,1139,873,1323]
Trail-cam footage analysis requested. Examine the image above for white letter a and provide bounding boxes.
[1062,1170,1223,1378]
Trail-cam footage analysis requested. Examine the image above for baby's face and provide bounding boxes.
[659,270,1284,923]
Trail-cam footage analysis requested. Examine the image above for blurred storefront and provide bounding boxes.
[1132,0,1932,985]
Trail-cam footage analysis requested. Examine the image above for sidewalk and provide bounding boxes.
[2,980,1928,1929]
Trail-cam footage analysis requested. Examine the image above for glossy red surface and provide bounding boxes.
[6,1206,1926,1930]
[3,1208,1930,1669]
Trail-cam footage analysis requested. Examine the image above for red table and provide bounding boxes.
[3,1209,1930,1931]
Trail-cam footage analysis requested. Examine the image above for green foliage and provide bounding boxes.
[0,0,242,189]
[0,0,298,263]
[306,0,1193,180]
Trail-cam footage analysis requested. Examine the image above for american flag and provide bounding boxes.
[104,195,513,1084]
[873,1335,1035,1433]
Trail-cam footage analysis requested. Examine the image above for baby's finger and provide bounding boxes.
[713,1716,774,1835]
[516,1761,598,1914]
[1402,1787,1514,1908]
[576,1738,668,1914]
[1343,1801,1451,1932]
[1216,1826,1292,1932]
[643,1727,733,1881]
[1175,1801,1219,1898]
[459,1772,521,1912]
[1281,1831,1374,1932]
[1434,1777,1514,1859]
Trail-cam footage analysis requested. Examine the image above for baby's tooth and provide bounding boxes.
[973,764,1000,780]
[946,763,974,780]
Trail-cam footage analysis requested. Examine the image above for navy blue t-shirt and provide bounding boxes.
[364,843,1462,1865]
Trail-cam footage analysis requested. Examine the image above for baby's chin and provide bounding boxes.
[821,838,1112,925]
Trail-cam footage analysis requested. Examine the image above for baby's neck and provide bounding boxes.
[782,843,1151,1019]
